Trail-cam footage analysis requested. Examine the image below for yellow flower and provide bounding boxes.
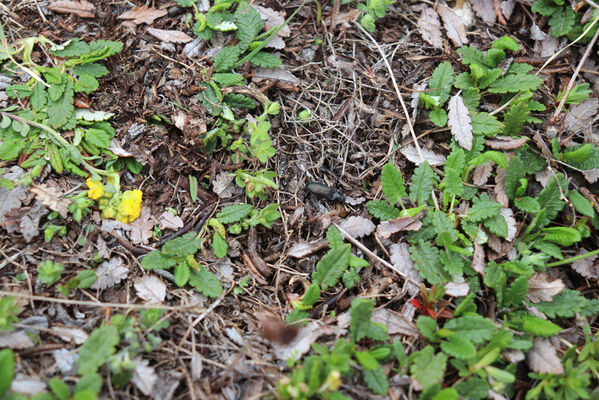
[86,177,104,200]
[116,189,142,223]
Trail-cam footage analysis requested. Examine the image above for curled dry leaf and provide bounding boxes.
[134,275,167,304]
[287,239,328,258]
[534,168,552,187]
[400,144,446,166]
[29,184,70,218]
[485,136,528,150]
[417,8,444,49]
[377,216,422,239]
[501,0,515,19]
[146,28,193,43]
[338,216,375,238]
[527,338,564,374]
[91,257,128,290]
[503,349,525,363]
[571,251,599,279]
[48,1,95,18]
[472,162,494,186]
[448,94,473,150]
[371,308,419,337]
[565,98,599,135]
[437,4,468,47]
[582,169,599,184]
[158,211,184,231]
[129,207,153,245]
[494,167,509,208]
[252,67,300,85]
[132,358,158,396]
[118,5,167,25]
[526,273,565,303]
[212,171,238,199]
[389,243,421,295]
[470,0,496,24]
[501,208,517,242]
[472,237,486,274]
[257,313,300,346]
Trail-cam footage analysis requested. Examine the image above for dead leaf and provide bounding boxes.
[503,349,525,363]
[0,331,34,349]
[118,5,167,25]
[572,250,599,278]
[212,172,238,199]
[501,208,517,242]
[91,257,128,290]
[146,28,193,43]
[54,348,78,375]
[10,375,46,396]
[527,338,564,374]
[48,0,95,18]
[472,162,494,186]
[129,207,153,245]
[526,273,565,303]
[50,326,89,344]
[501,0,515,19]
[417,8,444,49]
[252,67,300,85]
[470,0,496,24]
[271,320,337,362]
[582,169,599,184]
[338,216,375,238]
[533,30,559,57]
[265,36,286,49]
[565,98,599,135]
[371,308,419,337]
[444,281,469,297]
[437,4,468,47]
[389,243,421,295]
[29,184,70,218]
[377,216,422,239]
[448,94,473,150]
[400,145,446,166]
[257,314,300,345]
[485,136,528,150]
[158,211,184,231]
[252,5,291,37]
[96,236,111,259]
[287,239,328,258]
[494,168,509,208]
[472,237,486,274]
[132,358,158,396]
[535,168,552,187]
[134,275,166,304]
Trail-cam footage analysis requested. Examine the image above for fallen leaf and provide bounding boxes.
[252,67,300,85]
[129,207,153,245]
[158,211,184,231]
[212,171,238,199]
[271,320,336,362]
[389,243,421,295]
[503,349,525,363]
[470,0,496,24]
[132,358,158,396]
[534,168,552,187]
[287,239,328,258]
[527,338,564,374]
[0,331,34,349]
[252,5,291,37]
[91,257,128,290]
[53,348,78,375]
[417,8,444,49]
[444,281,469,297]
[582,169,599,184]
[437,4,468,47]
[50,326,89,344]
[371,308,419,337]
[48,0,95,18]
[257,314,300,345]
[494,168,509,208]
[118,5,167,25]
[448,94,473,150]
[96,236,111,259]
[530,24,548,41]
[338,216,375,238]
[533,32,559,57]
[485,136,528,150]
[501,0,515,19]
[472,237,486,274]
[572,250,599,278]
[29,184,70,218]
[377,216,422,239]
[10,375,47,396]
[565,98,599,135]
[146,28,193,43]
[265,36,286,49]
[526,273,565,303]
[400,145,446,166]
[501,208,517,242]
[134,275,166,303]
[472,162,494,186]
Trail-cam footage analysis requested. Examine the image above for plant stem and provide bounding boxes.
[546,248,599,267]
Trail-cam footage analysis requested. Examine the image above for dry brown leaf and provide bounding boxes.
[448,94,473,150]
[571,251,599,278]
[526,273,565,303]
[501,0,515,19]
[377,216,422,239]
[501,208,517,242]
[437,4,468,47]
[134,275,166,303]
[533,30,559,57]
[371,308,419,337]
[389,243,420,295]
[470,0,496,24]
[129,207,153,245]
[485,136,528,150]
[527,338,564,374]
[0,331,35,349]
[494,167,509,208]
[503,349,525,363]
[50,326,88,344]
[91,257,128,290]
[118,5,167,25]
[338,216,375,238]
[565,98,599,135]
[444,282,469,297]
[417,8,444,49]
[472,237,486,274]
[535,168,552,187]
[582,169,599,184]
[252,5,291,37]
[30,184,70,218]
[212,171,238,198]
[252,67,300,85]
[132,358,158,396]
[272,321,337,362]
[287,239,328,258]
[400,145,446,166]
[146,28,193,43]
[472,162,494,186]
[48,0,95,18]
[158,211,184,231]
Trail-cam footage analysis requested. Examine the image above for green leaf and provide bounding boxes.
[471,112,504,136]
[31,84,47,111]
[428,62,454,105]
[49,378,71,400]
[162,232,202,257]
[533,289,587,318]
[174,262,191,287]
[483,213,508,238]
[488,74,543,94]
[542,226,582,246]
[189,175,198,202]
[188,266,223,298]
[381,163,407,203]
[504,276,529,307]
[558,83,591,104]
[520,315,561,336]
[363,368,388,395]
[213,46,240,72]
[563,143,594,162]
[38,260,64,286]
[366,200,401,220]
[249,51,282,68]
[503,102,529,136]
[49,38,90,58]
[355,350,379,370]
[74,73,99,93]
[0,348,15,396]
[531,0,560,16]
[568,189,595,217]
[212,73,244,86]
[579,298,599,317]
[409,240,450,284]
[549,6,575,37]
[444,315,496,344]
[326,225,345,249]
[485,48,505,68]
[469,150,507,169]
[76,270,97,289]
[175,0,195,6]
[441,335,476,359]
[312,244,351,289]
[73,63,109,78]
[212,233,228,258]
[457,45,485,66]
[6,84,32,99]
[429,108,448,127]
[441,148,466,201]
[409,161,437,205]
[303,283,321,306]
[417,316,439,342]
[216,204,254,223]
[343,268,361,288]
[467,195,502,222]
[141,250,177,270]
[532,240,563,260]
[83,128,112,148]
[456,378,489,400]
[48,80,74,128]
[515,196,541,213]
[235,3,264,52]
[77,324,119,375]
[409,346,447,390]
[349,298,388,342]
[492,36,519,51]
[223,93,256,109]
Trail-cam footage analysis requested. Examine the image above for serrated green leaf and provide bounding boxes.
[579,298,599,317]
[175,0,195,6]
[38,260,64,286]
[409,161,437,205]
[532,240,563,260]
[410,240,450,284]
[363,368,388,395]
[409,346,447,390]
[492,36,519,51]
[141,250,177,270]
[213,46,240,72]
[188,266,223,298]
[457,45,485,66]
[483,213,508,238]
[503,102,529,136]
[162,232,202,257]
[77,324,119,375]
[444,315,496,343]
[312,244,351,289]
[542,226,582,246]
[456,378,489,400]
[74,72,99,93]
[6,84,32,99]
[212,233,228,258]
[471,112,504,136]
[49,38,90,57]
[235,3,263,52]
[467,195,502,222]
[469,150,507,169]
[441,335,476,359]
[366,200,401,220]
[212,73,244,86]
[533,289,587,318]
[76,270,97,289]
[417,316,439,342]
[47,80,74,128]
[485,48,506,68]
[249,51,282,68]
[531,0,560,16]
[454,72,475,90]
[488,74,543,94]
[73,62,109,78]
[342,268,361,288]
[350,298,383,342]
[381,163,407,203]
[83,128,112,148]
[174,262,190,287]
[549,6,575,37]
[429,108,448,127]
[31,84,47,111]
[515,196,541,213]
[520,315,561,336]
[326,225,345,249]
[223,93,256,109]
[216,204,254,223]
[563,143,594,162]
[568,189,595,217]
[355,350,379,370]
[303,283,321,306]
[505,276,529,307]
[428,62,454,105]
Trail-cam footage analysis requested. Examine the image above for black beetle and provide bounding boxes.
[306,182,345,202]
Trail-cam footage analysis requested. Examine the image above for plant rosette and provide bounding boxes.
[86,174,142,223]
